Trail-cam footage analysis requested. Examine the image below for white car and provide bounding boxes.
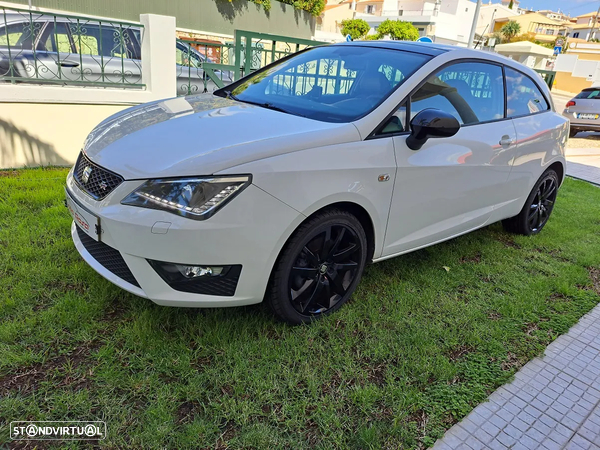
[66,41,568,324]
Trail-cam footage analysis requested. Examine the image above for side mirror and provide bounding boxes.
[406,108,461,151]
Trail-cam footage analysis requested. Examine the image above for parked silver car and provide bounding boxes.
[0,12,231,94]
[563,87,600,137]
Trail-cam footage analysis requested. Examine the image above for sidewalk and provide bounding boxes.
[432,304,600,450]
[566,148,600,186]
[431,150,600,450]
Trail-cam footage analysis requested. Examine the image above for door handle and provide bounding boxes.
[499,135,515,146]
[56,61,80,68]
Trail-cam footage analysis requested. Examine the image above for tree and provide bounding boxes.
[340,19,370,40]
[508,0,514,9]
[500,20,521,42]
[375,19,420,41]
[511,31,536,43]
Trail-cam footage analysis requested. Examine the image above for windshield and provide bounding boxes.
[220,45,431,123]
[576,89,600,100]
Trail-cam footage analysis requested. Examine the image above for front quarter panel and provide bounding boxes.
[218,137,397,260]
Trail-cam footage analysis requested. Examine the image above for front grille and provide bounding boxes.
[73,152,123,200]
[76,226,140,288]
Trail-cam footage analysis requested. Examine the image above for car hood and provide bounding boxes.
[83,94,360,179]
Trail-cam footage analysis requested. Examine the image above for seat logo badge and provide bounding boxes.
[378,174,390,182]
[82,166,93,184]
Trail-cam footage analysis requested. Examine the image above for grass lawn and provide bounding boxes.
[0,168,599,449]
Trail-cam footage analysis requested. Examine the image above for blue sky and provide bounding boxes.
[517,0,599,17]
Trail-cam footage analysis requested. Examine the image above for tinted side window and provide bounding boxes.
[505,67,549,117]
[176,44,204,68]
[68,24,139,59]
[39,23,72,53]
[376,102,407,135]
[410,62,504,125]
[0,22,36,50]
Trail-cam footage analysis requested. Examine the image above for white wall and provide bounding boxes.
[0,13,177,168]
[373,0,476,45]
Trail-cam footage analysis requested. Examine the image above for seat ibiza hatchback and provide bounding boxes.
[66,41,568,324]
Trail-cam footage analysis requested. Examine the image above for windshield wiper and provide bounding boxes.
[223,90,238,101]
[223,92,305,117]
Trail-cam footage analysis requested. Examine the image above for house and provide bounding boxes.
[568,12,600,41]
[494,41,553,69]
[536,9,571,22]
[355,0,477,46]
[475,3,518,39]
[316,0,384,41]
[492,12,569,43]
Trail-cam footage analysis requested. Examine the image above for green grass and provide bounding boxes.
[0,168,599,449]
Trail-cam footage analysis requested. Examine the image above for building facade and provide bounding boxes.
[493,12,568,43]
[355,0,477,46]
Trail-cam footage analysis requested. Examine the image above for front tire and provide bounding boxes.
[267,209,368,325]
[502,169,559,236]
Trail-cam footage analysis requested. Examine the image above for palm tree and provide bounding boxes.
[501,21,521,42]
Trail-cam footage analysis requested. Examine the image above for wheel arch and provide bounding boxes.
[548,160,565,186]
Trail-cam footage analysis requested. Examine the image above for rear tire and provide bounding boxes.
[502,169,559,236]
[267,209,368,325]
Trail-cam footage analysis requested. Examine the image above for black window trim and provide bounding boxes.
[367,58,551,140]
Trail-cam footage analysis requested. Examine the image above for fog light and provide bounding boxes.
[147,260,243,297]
[148,260,227,283]
[176,265,223,278]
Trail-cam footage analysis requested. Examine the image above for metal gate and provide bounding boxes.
[177,29,327,95]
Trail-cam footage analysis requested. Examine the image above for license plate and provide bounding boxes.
[65,188,101,241]
[577,113,599,120]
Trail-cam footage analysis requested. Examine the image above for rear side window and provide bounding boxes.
[505,67,549,117]
[576,89,600,99]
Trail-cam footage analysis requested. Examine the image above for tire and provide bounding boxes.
[267,209,368,325]
[569,129,578,138]
[502,169,559,236]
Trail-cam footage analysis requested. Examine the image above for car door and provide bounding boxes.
[36,21,82,83]
[379,61,518,257]
[67,22,141,85]
[503,67,568,211]
[176,42,207,95]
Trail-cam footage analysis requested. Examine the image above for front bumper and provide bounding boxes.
[67,169,302,308]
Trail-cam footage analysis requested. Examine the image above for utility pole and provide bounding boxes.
[467,0,483,48]
[588,3,600,42]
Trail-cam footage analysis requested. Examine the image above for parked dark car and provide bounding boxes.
[563,87,600,137]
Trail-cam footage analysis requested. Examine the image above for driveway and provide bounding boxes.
[552,92,600,186]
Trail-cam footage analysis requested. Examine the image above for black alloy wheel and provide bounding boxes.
[503,169,559,236]
[268,209,368,324]
[527,175,557,233]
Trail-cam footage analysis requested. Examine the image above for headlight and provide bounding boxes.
[121,175,251,220]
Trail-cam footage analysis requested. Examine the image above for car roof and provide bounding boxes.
[330,40,455,57]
